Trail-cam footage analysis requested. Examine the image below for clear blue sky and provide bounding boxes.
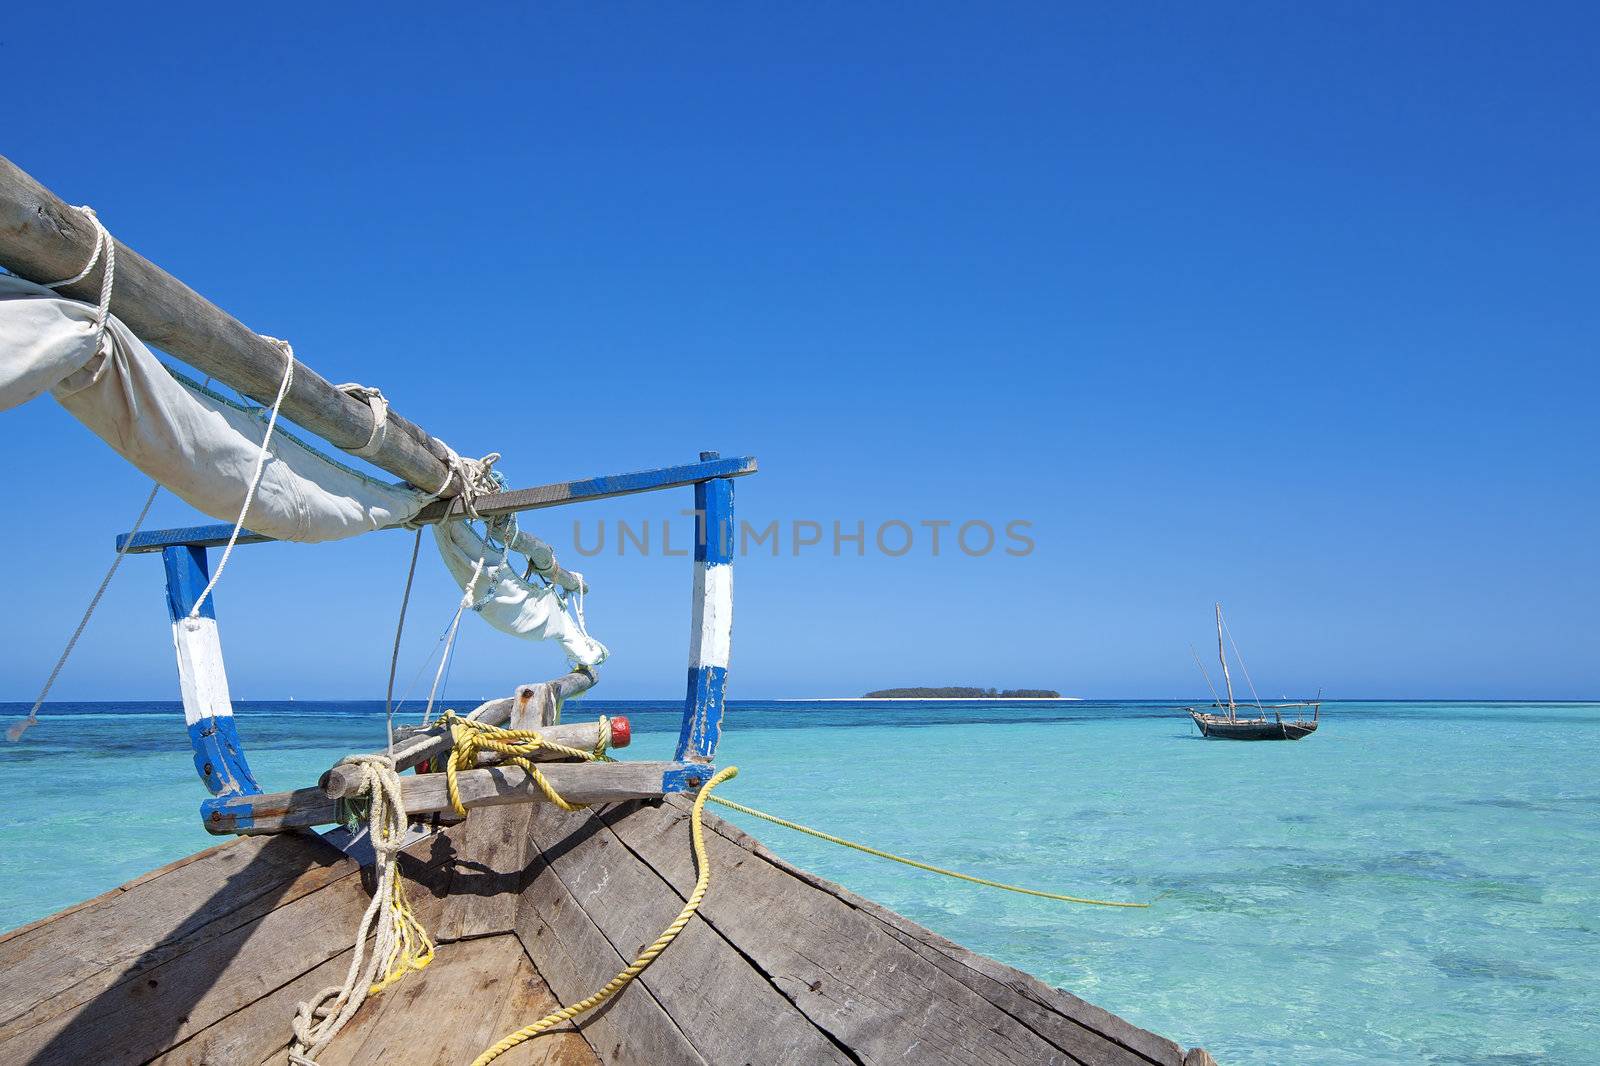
[2,3,1595,701]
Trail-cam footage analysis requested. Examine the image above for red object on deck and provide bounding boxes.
[610,715,631,749]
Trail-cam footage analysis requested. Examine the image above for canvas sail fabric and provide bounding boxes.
[0,274,428,541]
[434,517,608,667]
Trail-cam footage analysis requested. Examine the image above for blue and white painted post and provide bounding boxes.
[161,545,260,798]
[676,451,734,765]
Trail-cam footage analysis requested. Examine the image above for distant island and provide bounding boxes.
[862,687,1062,699]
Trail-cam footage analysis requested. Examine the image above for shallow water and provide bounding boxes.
[2,699,1595,1064]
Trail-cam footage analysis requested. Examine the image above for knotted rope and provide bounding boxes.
[288,755,434,1066]
[428,440,502,516]
[435,710,611,815]
[471,766,740,1066]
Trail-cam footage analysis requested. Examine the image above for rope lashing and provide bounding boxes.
[44,204,117,353]
[335,382,390,459]
[472,766,740,1066]
[705,795,1150,909]
[187,335,296,620]
[288,755,435,1066]
[436,711,611,816]
[428,439,503,514]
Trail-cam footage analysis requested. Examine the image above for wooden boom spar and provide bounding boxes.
[0,155,456,495]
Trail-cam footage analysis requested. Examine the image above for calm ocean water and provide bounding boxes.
[1,699,1595,1064]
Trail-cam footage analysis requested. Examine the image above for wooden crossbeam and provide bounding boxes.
[114,455,759,555]
[201,761,714,835]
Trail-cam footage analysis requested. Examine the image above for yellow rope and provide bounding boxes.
[471,766,740,1066]
[437,711,606,816]
[704,794,1149,909]
[369,864,436,995]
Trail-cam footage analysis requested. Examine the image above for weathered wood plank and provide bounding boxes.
[525,804,853,1066]
[694,807,1186,1066]
[0,829,457,1066]
[431,803,535,943]
[0,868,375,1064]
[486,944,605,1066]
[331,935,534,1066]
[212,762,680,834]
[0,833,348,1034]
[151,944,355,1066]
[513,806,709,1066]
[0,154,454,493]
[602,798,1139,1066]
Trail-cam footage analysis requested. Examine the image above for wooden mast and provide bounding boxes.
[1215,602,1237,721]
[0,155,456,495]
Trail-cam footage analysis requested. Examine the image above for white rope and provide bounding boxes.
[427,439,502,515]
[336,382,390,459]
[7,206,144,744]
[1220,615,1265,711]
[288,755,423,1066]
[421,555,488,724]
[6,485,160,743]
[43,204,116,355]
[186,338,296,620]
[384,528,424,754]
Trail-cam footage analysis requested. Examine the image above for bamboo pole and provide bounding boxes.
[0,155,456,495]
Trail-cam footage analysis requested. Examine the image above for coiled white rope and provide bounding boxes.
[186,337,296,620]
[288,754,431,1065]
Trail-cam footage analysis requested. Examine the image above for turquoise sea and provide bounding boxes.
[1,699,1595,1064]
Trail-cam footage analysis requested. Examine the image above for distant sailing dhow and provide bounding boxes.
[1186,604,1320,741]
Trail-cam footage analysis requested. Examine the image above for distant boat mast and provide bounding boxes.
[1215,603,1238,722]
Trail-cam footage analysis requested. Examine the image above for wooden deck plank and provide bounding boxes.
[512,806,710,1066]
[436,803,535,943]
[0,833,349,1035]
[486,944,605,1066]
[0,837,242,949]
[0,831,456,1066]
[695,805,1188,1066]
[151,945,355,1066]
[525,804,854,1066]
[602,798,1150,1066]
[330,936,542,1066]
[0,868,374,1065]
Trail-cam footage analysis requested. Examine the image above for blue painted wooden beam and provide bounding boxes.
[676,451,735,764]
[160,546,261,799]
[117,454,759,554]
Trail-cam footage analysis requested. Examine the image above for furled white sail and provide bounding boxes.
[433,517,608,668]
[0,275,428,541]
